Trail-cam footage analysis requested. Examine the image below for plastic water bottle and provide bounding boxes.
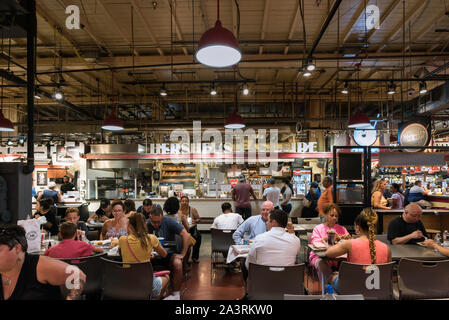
[243,232,250,245]
[321,284,337,300]
[443,230,449,247]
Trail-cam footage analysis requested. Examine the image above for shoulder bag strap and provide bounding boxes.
[125,236,141,263]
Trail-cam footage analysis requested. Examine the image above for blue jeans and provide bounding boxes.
[332,275,340,294]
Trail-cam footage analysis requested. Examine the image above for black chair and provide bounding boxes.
[79,203,90,222]
[247,263,305,300]
[86,230,99,241]
[210,228,236,280]
[55,215,62,227]
[398,258,449,300]
[100,257,154,300]
[337,261,396,300]
[58,252,107,300]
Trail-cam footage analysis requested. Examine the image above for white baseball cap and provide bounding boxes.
[48,181,56,188]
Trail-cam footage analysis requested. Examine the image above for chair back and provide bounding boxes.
[79,203,90,222]
[211,228,235,254]
[101,257,154,300]
[284,294,364,300]
[58,252,107,296]
[337,261,395,300]
[398,258,449,300]
[87,230,99,241]
[375,233,389,244]
[247,263,305,300]
[297,217,321,225]
[55,215,62,227]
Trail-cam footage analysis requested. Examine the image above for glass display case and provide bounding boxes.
[88,177,137,199]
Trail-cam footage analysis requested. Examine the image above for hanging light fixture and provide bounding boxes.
[387,81,396,95]
[341,82,349,94]
[34,94,41,99]
[101,111,123,131]
[348,109,371,129]
[242,84,249,95]
[306,60,316,71]
[210,84,217,96]
[53,85,63,100]
[225,109,245,129]
[195,0,241,68]
[401,168,408,175]
[7,138,13,146]
[160,83,167,96]
[303,70,312,77]
[419,81,427,94]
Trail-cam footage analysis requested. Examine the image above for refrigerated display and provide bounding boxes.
[293,169,312,195]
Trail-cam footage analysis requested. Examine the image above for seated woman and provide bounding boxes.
[309,203,351,286]
[325,208,392,293]
[371,179,391,210]
[0,224,86,300]
[388,183,405,209]
[100,200,128,240]
[34,198,59,235]
[116,212,170,300]
[124,199,137,218]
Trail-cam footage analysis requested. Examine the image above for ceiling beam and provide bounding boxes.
[365,0,401,43]
[377,0,427,52]
[130,0,164,56]
[259,0,270,55]
[404,8,447,52]
[165,0,189,55]
[340,0,366,43]
[199,0,211,30]
[96,0,140,56]
[283,3,300,55]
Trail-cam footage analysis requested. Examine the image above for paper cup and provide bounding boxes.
[158,237,165,247]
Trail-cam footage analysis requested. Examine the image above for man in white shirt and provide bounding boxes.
[245,209,301,270]
[263,178,281,209]
[212,202,244,230]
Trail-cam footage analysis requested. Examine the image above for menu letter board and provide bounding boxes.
[337,153,363,181]
[379,152,445,167]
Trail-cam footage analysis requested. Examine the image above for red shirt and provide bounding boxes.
[232,182,254,208]
[44,239,95,259]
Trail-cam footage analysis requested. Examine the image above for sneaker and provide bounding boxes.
[163,294,180,300]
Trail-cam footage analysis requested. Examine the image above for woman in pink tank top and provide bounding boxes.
[325,208,391,292]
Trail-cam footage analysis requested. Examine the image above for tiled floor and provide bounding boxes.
[180,232,321,300]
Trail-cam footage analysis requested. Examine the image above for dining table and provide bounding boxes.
[226,244,252,264]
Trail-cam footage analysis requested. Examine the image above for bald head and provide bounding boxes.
[404,203,423,224]
[261,201,274,221]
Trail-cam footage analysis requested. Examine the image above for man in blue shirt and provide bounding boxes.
[147,206,191,300]
[233,201,274,244]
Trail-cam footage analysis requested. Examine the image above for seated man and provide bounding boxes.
[65,207,88,239]
[407,180,430,203]
[137,198,161,219]
[387,203,428,244]
[146,206,191,300]
[245,209,300,270]
[232,201,274,244]
[88,198,112,223]
[212,202,244,230]
[44,222,103,258]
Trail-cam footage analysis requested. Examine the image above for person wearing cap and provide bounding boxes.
[37,181,62,204]
[232,174,258,220]
[263,177,281,209]
[61,175,75,194]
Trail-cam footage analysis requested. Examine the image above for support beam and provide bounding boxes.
[199,0,211,30]
[365,0,401,43]
[96,0,140,56]
[165,0,189,55]
[404,8,447,52]
[377,0,427,52]
[340,0,366,43]
[283,3,300,55]
[259,0,270,55]
[130,0,164,56]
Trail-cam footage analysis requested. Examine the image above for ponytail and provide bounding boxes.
[355,208,379,264]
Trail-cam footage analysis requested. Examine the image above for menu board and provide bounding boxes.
[337,153,363,181]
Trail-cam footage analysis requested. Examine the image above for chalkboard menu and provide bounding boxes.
[337,153,363,181]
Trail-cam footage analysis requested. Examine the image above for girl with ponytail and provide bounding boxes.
[325,208,392,293]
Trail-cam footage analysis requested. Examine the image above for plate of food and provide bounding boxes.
[91,239,111,246]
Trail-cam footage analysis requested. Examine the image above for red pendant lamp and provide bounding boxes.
[410,167,415,174]
[415,167,421,173]
[101,111,123,131]
[0,111,14,132]
[225,110,245,129]
[195,0,241,68]
[401,168,408,175]
[348,109,371,129]
[432,166,440,172]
